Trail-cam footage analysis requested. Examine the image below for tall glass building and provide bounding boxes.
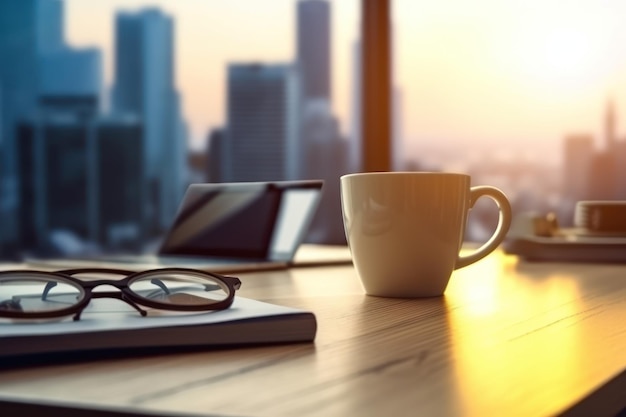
[112,8,187,234]
[224,64,300,182]
[296,0,331,102]
[0,0,64,256]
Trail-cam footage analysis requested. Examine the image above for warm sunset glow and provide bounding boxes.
[394,0,626,159]
[499,8,615,97]
[447,257,588,415]
[64,0,626,160]
[516,29,600,85]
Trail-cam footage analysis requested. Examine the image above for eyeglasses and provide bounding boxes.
[0,267,242,321]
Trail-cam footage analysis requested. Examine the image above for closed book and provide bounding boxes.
[0,296,316,363]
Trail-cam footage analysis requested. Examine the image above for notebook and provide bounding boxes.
[0,294,317,363]
[26,180,325,273]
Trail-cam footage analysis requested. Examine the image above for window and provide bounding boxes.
[1,0,622,259]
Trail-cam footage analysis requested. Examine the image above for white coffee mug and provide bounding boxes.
[340,172,512,297]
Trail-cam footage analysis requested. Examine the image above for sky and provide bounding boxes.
[64,0,626,165]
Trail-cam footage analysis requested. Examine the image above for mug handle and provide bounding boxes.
[455,186,512,269]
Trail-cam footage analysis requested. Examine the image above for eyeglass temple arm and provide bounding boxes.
[150,278,171,294]
[42,281,58,301]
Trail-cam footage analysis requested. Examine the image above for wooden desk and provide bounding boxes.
[0,250,625,417]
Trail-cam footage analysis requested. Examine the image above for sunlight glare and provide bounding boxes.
[535,30,587,78]
[512,26,608,91]
[450,275,585,415]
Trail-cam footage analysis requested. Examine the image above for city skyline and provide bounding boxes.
[5,0,626,255]
[1,0,351,256]
[63,0,626,164]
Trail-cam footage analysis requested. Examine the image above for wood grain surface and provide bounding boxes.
[0,249,625,417]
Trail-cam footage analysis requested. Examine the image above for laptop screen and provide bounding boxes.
[158,181,323,261]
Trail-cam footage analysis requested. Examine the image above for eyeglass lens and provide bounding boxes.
[0,274,84,314]
[128,271,230,306]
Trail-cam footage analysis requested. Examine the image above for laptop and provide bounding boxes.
[26,180,325,273]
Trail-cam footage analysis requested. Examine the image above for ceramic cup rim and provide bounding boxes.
[341,171,470,180]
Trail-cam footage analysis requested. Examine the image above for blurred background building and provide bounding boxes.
[112,8,188,234]
[219,63,300,182]
[0,0,187,258]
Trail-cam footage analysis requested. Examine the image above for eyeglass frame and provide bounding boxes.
[0,267,242,321]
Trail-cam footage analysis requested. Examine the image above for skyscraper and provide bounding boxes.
[0,0,64,256]
[112,8,187,234]
[224,64,300,182]
[562,134,594,203]
[17,115,144,254]
[295,0,349,243]
[299,99,348,244]
[296,0,331,102]
[392,86,405,170]
[15,37,146,254]
[39,47,102,116]
[36,0,64,53]
[599,99,626,200]
[605,98,617,151]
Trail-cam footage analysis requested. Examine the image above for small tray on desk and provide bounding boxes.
[503,228,626,263]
